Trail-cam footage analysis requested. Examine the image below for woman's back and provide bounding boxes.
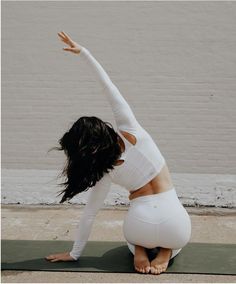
[109,126,166,192]
[114,129,174,200]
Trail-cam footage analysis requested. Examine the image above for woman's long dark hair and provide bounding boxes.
[54,116,122,203]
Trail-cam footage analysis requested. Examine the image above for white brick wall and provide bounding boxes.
[2,1,236,174]
[2,169,236,207]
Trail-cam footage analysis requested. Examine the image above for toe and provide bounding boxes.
[160,265,166,274]
[153,269,159,275]
[151,267,158,274]
[156,268,161,274]
[145,266,150,273]
[135,266,142,273]
[150,266,155,274]
[162,265,167,272]
[154,265,162,274]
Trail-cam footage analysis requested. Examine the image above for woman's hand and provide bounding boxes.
[58,31,83,54]
[45,252,76,262]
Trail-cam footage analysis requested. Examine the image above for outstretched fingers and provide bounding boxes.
[45,254,59,262]
[57,32,70,46]
[45,254,54,260]
[58,31,75,47]
[49,258,61,262]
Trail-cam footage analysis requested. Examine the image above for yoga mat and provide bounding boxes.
[1,240,236,275]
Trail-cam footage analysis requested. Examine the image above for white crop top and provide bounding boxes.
[69,47,166,260]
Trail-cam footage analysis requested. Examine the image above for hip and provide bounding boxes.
[125,187,190,225]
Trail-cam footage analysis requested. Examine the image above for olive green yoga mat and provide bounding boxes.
[1,240,236,275]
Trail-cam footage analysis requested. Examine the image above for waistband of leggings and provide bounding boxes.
[129,186,177,205]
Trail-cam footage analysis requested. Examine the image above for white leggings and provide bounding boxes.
[123,187,191,259]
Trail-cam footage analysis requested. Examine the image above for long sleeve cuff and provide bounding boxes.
[79,46,89,56]
[69,251,79,261]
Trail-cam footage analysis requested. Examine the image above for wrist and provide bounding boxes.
[69,251,78,260]
[79,46,90,56]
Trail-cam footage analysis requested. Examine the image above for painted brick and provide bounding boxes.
[2,1,236,174]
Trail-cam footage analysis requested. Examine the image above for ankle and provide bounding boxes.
[160,247,172,254]
[135,245,147,256]
[156,248,172,259]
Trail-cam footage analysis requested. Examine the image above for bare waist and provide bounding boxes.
[129,164,174,201]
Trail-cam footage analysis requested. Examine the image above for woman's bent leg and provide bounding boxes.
[123,188,191,273]
[171,248,182,259]
[126,241,135,255]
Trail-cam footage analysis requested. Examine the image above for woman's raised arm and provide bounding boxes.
[58,31,141,132]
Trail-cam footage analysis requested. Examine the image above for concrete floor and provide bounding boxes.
[1,205,236,283]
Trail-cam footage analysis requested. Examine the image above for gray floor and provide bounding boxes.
[1,205,236,283]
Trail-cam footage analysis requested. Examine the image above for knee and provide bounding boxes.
[126,241,135,255]
[170,248,182,259]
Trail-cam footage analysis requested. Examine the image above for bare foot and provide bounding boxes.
[134,245,151,274]
[150,247,172,275]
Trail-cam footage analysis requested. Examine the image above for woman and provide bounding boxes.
[45,31,191,275]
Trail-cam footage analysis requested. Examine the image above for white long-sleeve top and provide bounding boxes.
[69,47,166,260]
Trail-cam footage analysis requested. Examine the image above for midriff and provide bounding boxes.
[129,163,174,201]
